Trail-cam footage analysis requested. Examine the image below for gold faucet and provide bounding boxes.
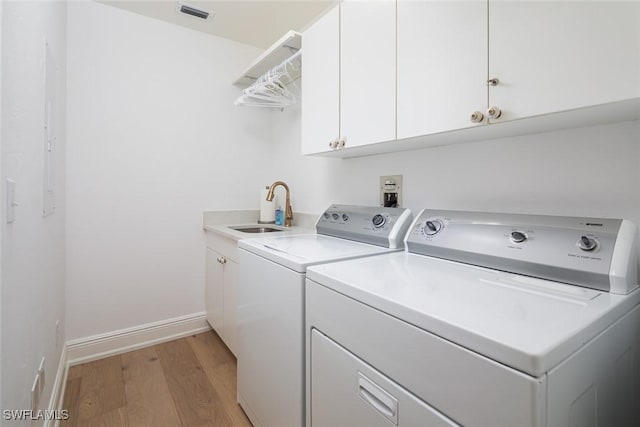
[266,181,293,227]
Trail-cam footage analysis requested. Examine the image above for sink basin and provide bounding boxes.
[230,226,283,233]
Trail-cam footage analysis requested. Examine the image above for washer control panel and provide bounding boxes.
[316,205,413,249]
[407,209,638,294]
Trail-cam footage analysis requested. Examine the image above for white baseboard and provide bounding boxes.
[45,345,68,427]
[66,312,211,366]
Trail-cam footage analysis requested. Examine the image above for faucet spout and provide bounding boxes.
[266,181,293,227]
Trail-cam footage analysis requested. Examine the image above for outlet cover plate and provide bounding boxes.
[380,175,402,208]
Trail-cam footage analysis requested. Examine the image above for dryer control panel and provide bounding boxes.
[316,205,413,249]
[407,209,638,294]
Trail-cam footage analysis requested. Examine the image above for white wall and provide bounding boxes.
[0,0,4,411]
[65,1,273,340]
[1,0,67,416]
[271,94,640,236]
[65,1,640,346]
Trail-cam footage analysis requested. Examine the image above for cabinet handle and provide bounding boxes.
[337,138,346,149]
[486,78,499,86]
[470,111,484,123]
[487,106,502,119]
[217,257,227,265]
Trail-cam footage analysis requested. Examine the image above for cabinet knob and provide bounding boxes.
[217,257,227,265]
[470,111,484,123]
[487,106,502,119]
[329,139,338,149]
[337,138,346,149]
[486,78,499,86]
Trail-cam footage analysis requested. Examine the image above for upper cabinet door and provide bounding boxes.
[489,1,640,122]
[302,6,340,155]
[340,0,396,148]
[397,1,488,140]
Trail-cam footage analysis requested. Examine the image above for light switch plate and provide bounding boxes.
[38,357,46,395]
[31,374,39,412]
[6,179,17,224]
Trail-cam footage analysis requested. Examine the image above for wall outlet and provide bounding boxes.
[380,175,402,208]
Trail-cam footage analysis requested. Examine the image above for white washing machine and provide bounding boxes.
[306,209,640,427]
[236,205,413,427]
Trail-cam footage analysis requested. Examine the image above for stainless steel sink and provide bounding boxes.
[229,226,282,233]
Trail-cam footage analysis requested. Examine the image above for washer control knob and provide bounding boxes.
[342,214,349,222]
[372,214,386,228]
[331,213,339,220]
[323,212,330,219]
[511,231,527,243]
[578,236,597,251]
[424,220,442,235]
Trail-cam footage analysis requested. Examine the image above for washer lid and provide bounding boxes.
[306,252,640,377]
[238,234,398,273]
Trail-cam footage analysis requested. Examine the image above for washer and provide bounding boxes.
[306,209,640,427]
[236,205,413,427]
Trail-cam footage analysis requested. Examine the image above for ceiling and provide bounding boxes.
[99,0,334,48]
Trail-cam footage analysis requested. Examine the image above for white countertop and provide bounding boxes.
[203,209,317,241]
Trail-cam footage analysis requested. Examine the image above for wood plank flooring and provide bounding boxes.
[61,332,251,427]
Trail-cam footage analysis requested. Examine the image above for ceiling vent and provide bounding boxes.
[176,2,212,20]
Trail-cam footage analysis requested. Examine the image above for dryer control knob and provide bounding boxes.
[424,220,442,235]
[578,236,597,251]
[372,214,386,228]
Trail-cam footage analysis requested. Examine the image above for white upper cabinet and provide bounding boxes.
[488,1,640,123]
[301,6,340,155]
[340,0,396,148]
[302,1,396,155]
[302,1,640,158]
[397,1,487,139]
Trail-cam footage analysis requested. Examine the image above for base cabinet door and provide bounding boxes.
[222,258,238,356]
[205,248,224,334]
[310,329,458,427]
[205,244,238,357]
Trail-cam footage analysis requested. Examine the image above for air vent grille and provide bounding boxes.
[177,3,210,20]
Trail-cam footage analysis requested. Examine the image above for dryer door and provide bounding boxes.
[310,329,458,427]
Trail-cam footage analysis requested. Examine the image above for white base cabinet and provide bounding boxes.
[205,232,239,356]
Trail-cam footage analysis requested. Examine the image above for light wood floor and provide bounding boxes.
[61,331,252,427]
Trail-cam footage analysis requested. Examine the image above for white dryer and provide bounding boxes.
[306,209,640,427]
[236,205,413,427]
